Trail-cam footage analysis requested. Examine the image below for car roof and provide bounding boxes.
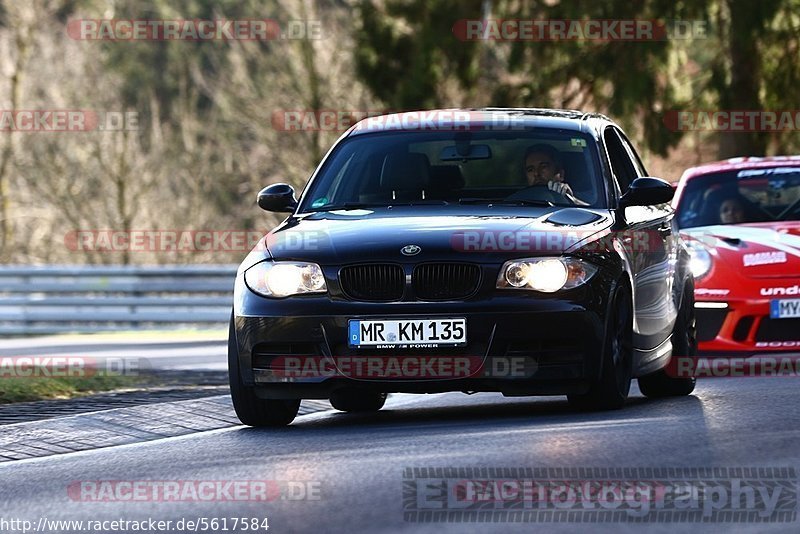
[345,107,614,136]
[679,156,800,182]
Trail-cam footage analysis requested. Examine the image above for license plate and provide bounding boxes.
[770,299,800,318]
[348,318,467,348]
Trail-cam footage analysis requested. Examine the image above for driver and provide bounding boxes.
[718,195,747,224]
[523,144,586,205]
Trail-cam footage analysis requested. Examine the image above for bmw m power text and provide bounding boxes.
[229,109,696,426]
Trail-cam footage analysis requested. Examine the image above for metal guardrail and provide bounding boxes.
[0,265,237,334]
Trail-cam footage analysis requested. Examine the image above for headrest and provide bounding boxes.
[380,153,431,190]
[430,165,465,190]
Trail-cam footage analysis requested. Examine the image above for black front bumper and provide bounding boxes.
[233,278,611,399]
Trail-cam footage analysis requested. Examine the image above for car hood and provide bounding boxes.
[682,221,800,279]
[264,207,613,264]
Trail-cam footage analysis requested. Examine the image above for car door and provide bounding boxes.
[603,126,675,351]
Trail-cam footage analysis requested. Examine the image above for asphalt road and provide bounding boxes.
[1,377,798,533]
[0,335,227,371]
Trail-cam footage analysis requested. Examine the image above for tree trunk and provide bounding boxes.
[717,0,770,159]
[0,27,31,256]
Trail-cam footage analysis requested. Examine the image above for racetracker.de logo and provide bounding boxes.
[349,111,525,132]
[0,357,140,378]
[63,230,331,253]
[271,110,388,132]
[64,230,266,253]
[263,356,537,380]
[450,229,660,253]
[452,19,707,41]
[67,480,321,502]
[0,110,137,132]
[268,355,483,379]
[666,355,800,378]
[66,19,322,41]
[663,110,800,132]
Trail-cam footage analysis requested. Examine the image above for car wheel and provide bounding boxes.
[568,282,633,410]
[228,314,300,427]
[330,390,387,412]
[638,285,697,397]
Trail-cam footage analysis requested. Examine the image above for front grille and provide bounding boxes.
[755,318,800,342]
[412,263,481,300]
[696,308,728,342]
[339,264,405,302]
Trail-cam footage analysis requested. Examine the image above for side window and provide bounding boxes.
[603,127,637,194]
[617,130,648,178]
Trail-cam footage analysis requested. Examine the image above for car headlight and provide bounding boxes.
[496,257,598,293]
[685,241,712,279]
[244,261,327,298]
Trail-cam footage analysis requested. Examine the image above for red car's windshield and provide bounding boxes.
[676,167,800,229]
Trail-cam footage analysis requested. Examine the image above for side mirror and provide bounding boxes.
[257,183,297,213]
[619,177,674,208]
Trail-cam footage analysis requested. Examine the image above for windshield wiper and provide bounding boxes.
[459,198,556,207]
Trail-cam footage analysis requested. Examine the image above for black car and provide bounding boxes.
[229,108,696,426]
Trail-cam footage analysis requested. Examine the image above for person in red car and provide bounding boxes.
[700,187,752,225]
[719,195,747,224]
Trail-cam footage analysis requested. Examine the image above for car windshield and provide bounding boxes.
[297,129,606,212]
[676,166,800,229]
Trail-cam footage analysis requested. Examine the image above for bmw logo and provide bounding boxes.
[401,244,421,256]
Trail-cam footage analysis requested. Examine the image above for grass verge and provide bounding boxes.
[0,374,159,404]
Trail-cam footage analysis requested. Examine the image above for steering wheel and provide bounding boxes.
[506,184,573,205]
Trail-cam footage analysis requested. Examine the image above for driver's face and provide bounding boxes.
[525,152,562,185]
[719,199,745,224]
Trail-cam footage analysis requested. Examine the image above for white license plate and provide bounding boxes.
[348,318,467,348]
[771,299,800,318]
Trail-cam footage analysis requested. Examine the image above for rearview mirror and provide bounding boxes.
[439,144,491,161]
[257,183,297,213]
[619,177,674,208]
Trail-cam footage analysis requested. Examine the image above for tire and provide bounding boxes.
[330,390,387,413]
[228,314,300,427]
[568,282,633,411]
[638,285,697,398]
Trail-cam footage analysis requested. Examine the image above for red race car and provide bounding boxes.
[673,156,800,356]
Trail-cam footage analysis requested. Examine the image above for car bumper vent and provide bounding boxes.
[732,316,755,342]
[755,318,800,342]
[696,308,728,342]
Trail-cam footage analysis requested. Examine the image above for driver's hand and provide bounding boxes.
[547,180,574,197]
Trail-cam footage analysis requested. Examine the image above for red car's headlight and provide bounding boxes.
[685,241,713,279]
